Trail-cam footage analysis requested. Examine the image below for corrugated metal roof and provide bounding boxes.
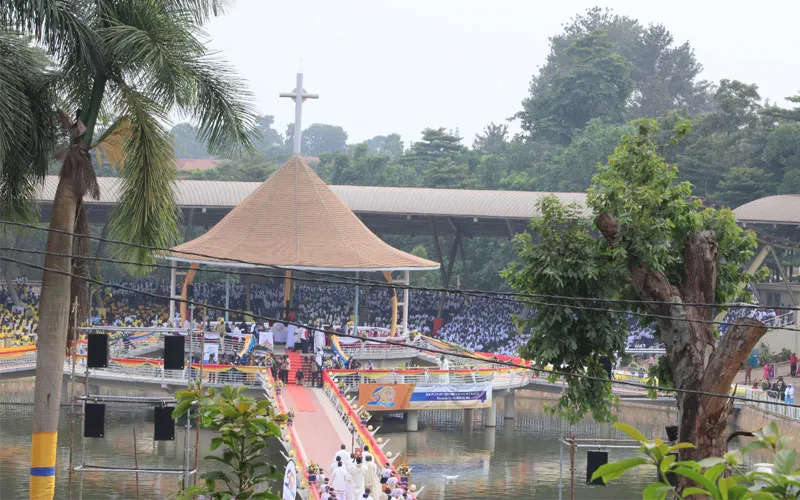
[733,195,800,225]
[34,176,588,219]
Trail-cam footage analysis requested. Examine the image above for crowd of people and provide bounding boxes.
[321,444,415,500]
[0,283,38,348]
[0,280,790,356]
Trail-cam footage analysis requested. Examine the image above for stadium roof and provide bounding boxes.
[169,157,440,271]
[732,195,800,225]
[34,176,588,237]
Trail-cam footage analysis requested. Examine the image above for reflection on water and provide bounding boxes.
[381,393,678,500]
[1,381,676,499]
[0,379,284,499]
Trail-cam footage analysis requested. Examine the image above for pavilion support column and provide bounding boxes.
[353,271,360,333]
[402,270,410,334]
[169,261,177,322]
[180,263,199,321]
[458,233,470,290]
[225,271,230,323]
[383,271,398,335]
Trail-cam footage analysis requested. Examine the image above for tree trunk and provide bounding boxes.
[30,173,78,499]
[596,213,768,465]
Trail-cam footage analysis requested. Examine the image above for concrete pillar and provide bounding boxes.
[485,400,497,428]
[464,408,474,423]
[504,392,516,419]
[484,428,496,451]
[406,410,419,432]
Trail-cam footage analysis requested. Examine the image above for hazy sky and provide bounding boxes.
[205,0,800,146]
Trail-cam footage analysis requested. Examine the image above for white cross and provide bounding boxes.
[280,73,319,156]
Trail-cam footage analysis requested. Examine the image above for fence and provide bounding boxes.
[735,386,800,420]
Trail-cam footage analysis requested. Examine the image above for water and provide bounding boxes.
[1,381,674,499]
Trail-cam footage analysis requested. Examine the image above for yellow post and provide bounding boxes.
[283,270,293,309]
[30,432,58,499]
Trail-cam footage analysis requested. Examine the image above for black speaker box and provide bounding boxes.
[164,335,185,370]
[154,406,175,441]
[84,403,106,438]
[87,334,109,368]
[586,450,608,486]
[666,425,679,443]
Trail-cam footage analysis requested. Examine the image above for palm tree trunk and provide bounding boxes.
[30,173,78,500]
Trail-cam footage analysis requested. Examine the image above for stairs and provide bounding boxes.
[286,349,304,384]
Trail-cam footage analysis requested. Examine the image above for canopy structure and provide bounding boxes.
[170,156,438,271]
[168,156,440,333]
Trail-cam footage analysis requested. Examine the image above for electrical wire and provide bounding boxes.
[1,252,795,411]
[1,244,795,332]
[1,218,794,315]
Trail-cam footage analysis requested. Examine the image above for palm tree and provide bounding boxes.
[2,2,256,498]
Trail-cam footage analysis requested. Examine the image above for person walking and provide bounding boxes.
[791,352,798,377]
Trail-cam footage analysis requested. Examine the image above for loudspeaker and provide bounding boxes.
[666,425,679,443]
[586,450,608,486]
[154,406,175,441]
[84,403,106,438]
[164,336,185,370]
[87,334,109,368]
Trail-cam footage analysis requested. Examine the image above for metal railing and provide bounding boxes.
[62,358,267,388]
[765,312,795,328]
[736,387,800,420]
[0,351,37,372]
[329,367,533,394]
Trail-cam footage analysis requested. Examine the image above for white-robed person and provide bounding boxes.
[363,455,381,499]
[314,324,326,352]
[347,457,366,500]
[286,322,296,351]
[331,461,348,500]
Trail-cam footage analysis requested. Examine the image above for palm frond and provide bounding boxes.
[0,29,59,222]
[101,0,257,157]
[106,82,180,269]
[1,0,103,72]
[92,116,131,170]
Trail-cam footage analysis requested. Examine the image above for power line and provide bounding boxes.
[1,252,795,411]
[0,218,792,315]
[1,244,793,333]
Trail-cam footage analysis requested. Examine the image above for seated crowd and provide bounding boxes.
[0,281,786,357]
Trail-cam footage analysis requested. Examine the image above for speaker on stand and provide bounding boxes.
[164,335,185,370]
[87,333,109,368]
[586,450,608,486]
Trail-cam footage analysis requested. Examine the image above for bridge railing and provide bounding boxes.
[62,356,266,387]
[327,367,533,394]
[0,350,37,371]
[734,386,800,420]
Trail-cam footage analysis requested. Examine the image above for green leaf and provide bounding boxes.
[614,423,648,443]
[683,487,713,497]
[673,466,718,493]
[592,457,649,483]
[642,482,669,500]
[775,449,797,475]
[209,436,223,451]
[668,442,695,452]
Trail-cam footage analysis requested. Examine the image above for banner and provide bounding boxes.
[408,383,492,410]
[282,459,297,500]
[359,383,415,411]
[358,382,492,410]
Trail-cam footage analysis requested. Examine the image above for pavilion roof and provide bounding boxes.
[170,156,440,271]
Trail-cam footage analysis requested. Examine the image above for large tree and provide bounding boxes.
[504,119,767,462]
[1,2,256,498]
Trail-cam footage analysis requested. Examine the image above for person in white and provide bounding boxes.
[314,325,326,352]
[363,455,381,499]
[330,461,348,500]
[286,322,296,351]
[439,355,450,383]
[347,457,366,500]
[334,444,350,463]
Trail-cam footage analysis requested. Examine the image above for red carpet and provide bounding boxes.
[285,349,303,384]
[286,385,316,412]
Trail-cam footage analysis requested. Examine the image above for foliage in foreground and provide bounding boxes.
[173,383,282,500]
[594,422,800,499]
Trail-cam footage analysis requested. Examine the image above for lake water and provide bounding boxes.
[1,380,675,499]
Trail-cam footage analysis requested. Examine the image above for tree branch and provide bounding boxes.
[701,318,767,418]
[595,212,618,246]
[681,230,718,318]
